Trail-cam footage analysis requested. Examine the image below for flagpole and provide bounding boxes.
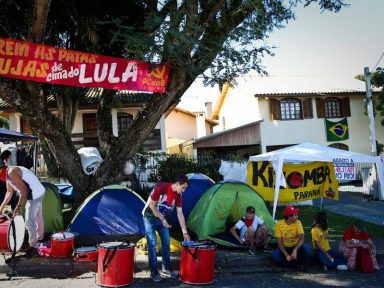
[364,67,377,156]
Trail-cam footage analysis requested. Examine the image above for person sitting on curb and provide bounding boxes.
[230,206,272,254]
[311,212,348,271]
[339,220,380,271]
[272,205,311,271]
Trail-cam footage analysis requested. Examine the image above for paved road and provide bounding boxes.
[1,253,383,288]
[1,266,383,288]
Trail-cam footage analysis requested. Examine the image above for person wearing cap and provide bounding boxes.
[230,205,271,254]
[311,212,348,271]
[0,165,45,258]
[272,205,311,271]
[339,220,379,271]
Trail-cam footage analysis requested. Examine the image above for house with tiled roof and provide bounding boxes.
[0,89,165,151]
[164,106,218,155]
[193,75,384,157]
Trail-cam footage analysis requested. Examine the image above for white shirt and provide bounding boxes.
[235,215,264,240]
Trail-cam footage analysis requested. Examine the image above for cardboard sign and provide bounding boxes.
[333,158,355,180]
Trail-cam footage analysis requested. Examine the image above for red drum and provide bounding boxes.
[180,241,216,285]
[96,242,135,287]
[74,246,98,262]
[0,213,25,253]
[51,232,75,258]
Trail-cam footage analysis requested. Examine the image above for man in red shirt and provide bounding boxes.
[142,175,190,282]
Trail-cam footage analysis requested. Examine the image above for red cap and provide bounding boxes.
[283,205,299,217]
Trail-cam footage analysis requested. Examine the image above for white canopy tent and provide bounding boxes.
[248,143,384,219]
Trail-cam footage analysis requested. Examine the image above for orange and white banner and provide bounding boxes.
[0,38,170,93]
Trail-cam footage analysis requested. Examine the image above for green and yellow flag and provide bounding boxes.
[325,118,349,141]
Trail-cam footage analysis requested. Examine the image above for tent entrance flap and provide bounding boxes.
[208,192,248,248]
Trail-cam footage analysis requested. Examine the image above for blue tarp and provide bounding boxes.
[168,173,215,227]
[0,127,37,142]
[67,185,145,237]
[55,183,76,204]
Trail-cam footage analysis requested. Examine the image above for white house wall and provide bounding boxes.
[165,110,198,141]
[73,108,161,136]
[213,80,260,132]
[258,96,384,154]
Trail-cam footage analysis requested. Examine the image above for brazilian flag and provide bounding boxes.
[325,118,349,141]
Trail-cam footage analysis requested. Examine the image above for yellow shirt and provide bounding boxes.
[311,226,331,251]
[275,219,304,247]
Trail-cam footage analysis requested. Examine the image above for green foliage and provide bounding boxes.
[0,116,9,129]
[157,154,198,182]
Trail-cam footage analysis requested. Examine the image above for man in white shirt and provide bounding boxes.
[230,206,271,254]
[0,166,45,258]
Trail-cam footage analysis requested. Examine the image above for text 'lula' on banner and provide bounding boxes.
[0,38,170,93]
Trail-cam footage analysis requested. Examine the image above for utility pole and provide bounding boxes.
[364,67,377,156]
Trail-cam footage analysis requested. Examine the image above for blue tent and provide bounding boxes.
[55,183,76,204]
[67,185,145,245]
[168,173,215,227]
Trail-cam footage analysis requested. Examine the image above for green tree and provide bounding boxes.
[0,0,347,213]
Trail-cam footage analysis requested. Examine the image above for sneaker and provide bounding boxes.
[20,247,40,258]
[337,264,348,271]
[160,269,179,279]
[248,248,256,255]
[150,271,162,282]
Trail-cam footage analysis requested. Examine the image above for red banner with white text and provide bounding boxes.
[0,38,170,93]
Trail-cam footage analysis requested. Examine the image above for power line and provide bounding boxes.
[372,51,384,71]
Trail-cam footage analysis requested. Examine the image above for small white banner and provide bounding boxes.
[332,158,356,180]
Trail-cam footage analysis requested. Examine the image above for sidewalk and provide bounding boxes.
[1,241,383,280]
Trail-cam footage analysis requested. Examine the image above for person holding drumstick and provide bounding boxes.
[0,165,45,258]
[142,175,190,282]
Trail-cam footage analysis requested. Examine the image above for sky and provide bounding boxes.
[178,0,384,112]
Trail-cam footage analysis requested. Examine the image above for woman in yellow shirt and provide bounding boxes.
[311,212,348,270]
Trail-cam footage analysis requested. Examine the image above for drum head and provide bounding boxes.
[182,240,215,249]
[52,231,74,240]
[99,241,131,249]
[75,246,97,252]
[8,215,25,253]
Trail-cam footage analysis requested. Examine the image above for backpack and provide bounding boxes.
[356,247,374,273]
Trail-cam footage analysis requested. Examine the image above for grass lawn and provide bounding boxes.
[273,205,384,241]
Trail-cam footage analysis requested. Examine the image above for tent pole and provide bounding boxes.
[272,158,284,220]
[375,159,384,200]
[33,141,37,175]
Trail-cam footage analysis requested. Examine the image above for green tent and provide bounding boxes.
[40,182,64,234]
[187,180,275,247]
[22,182,64,235]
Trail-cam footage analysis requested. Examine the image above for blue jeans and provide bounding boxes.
[314,249,347,268]
[272,243,311,267]
[144,217,171,273]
